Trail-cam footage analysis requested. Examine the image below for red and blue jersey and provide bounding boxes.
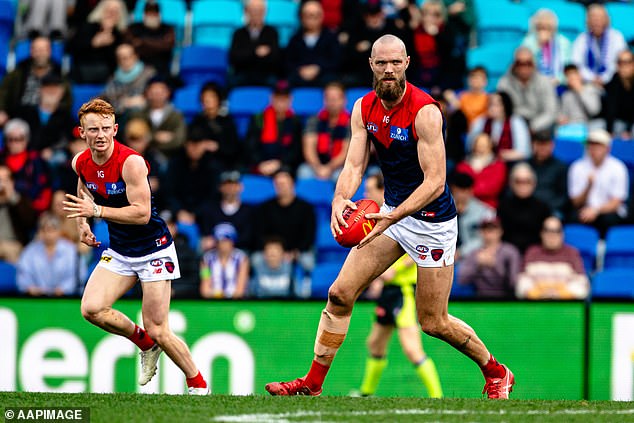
[75,140,172,257]
[360,82,456,222]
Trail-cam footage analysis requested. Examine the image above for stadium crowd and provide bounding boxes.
[0,0,632,300]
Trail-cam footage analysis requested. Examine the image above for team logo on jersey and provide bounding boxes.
[165,261,175,273]
[389,126,409,142]
[150,259,163,267]
[155,236,168,247]
[366,122,378,133]
[431,249,444,261]
[106,181,125,195]
[86,182,98,191]
[420,211,436,218]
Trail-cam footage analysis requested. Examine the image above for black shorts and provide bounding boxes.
[375,284,417,327]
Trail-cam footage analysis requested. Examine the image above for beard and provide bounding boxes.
[373,74,406,102]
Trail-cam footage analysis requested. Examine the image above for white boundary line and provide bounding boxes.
[213,408,634,422]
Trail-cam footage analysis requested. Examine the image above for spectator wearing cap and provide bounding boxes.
[516,216,589,300]
[228,0,282,88]
[15,73,75,158]
[498,163,552,254]
[200,170,255,252]
[2,119,53,214]
[0,36,71,127]
[101,43,156,121]
[285,1,342,87]
[449,171,496,258]
[188,82,242,170]
[130,77,186,157]
[497,46,558,133]
[298,81,350,181]
[68,0,127,84]
[200,223,250,299]
[17,212,87,297]
[124,1,176,78]
[568,128,629,236]
[246,81,303,176]
[123,117,168,209]
[528,129,569,219]
[254,167,316,282]
[163,129,220,228]
[457,216,521,299]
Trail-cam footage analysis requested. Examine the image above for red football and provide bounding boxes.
[336,199,380,248]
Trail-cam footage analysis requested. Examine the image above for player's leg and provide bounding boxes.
[141,279,208,394]
[265,234,404,396]
[396,283,442,398]
[415,265,514,398]
[358,323,392,396]
[81,266,139,337]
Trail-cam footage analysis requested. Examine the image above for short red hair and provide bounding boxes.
[78,98,115,125]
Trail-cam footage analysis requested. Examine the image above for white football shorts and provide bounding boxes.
[381,203,457,267]
[96,243,181,282]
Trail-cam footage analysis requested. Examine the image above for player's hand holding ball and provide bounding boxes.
[334,199,380,248]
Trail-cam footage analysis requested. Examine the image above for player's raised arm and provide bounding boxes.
[387,103,446,221]
[331,98,371,236]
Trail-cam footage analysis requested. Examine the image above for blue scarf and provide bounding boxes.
[114,62,144,84]
[586,31,609,75]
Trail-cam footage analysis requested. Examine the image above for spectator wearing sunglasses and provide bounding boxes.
[497,46,558,133]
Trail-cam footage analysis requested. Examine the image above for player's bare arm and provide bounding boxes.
[65,152,100,247]
[359,104,445,248]
[64,155,152,225]
[331,98,371,236]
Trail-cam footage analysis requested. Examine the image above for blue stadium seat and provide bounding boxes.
[451,262,476,298]
[0,260,17,294]
[467,41,517,92]
[345,87,370,113]
[14,39,64,65]
[592,268,634,299]
[179,46,228,86]
[173,84,202,123]
[553,139,584,164]
[475,0,530,46]
[291,87,323,120]
[611,140,634,172]
[241,174,276,205]
[132,0,187,46]
[310,261,341,299]
[0,41,8,78]
[0,0,15,44]
[177,222,201,251]
[91,219,110,264]
[555,123,587,143]
[192,0,243,49]
[563,224,599,273]
[296,178,334,208]
[604,226,634,269]
[72,84,106,118]
[266,0,299,47]
[606,3,634,42]
[315,220,348,264]
[227,86,272,139]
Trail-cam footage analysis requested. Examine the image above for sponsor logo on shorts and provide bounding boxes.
[105,181,126,195]
[389,125,409,142]
[155,235,168,247]
[100,255,112,262]
[415,245,429,253]
[150,259,163,267]
[86,182,98,191]
[153,268,163,274]
[165,261,175,273]
[366,122,378,133]
[419,255,427,260]
[431,249,444,261]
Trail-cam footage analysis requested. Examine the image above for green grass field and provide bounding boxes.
[2,393,634,423]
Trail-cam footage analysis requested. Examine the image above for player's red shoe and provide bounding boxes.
[265,377,322,396]
[482,365,515,399]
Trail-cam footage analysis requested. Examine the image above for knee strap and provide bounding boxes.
[314,309,350,359]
